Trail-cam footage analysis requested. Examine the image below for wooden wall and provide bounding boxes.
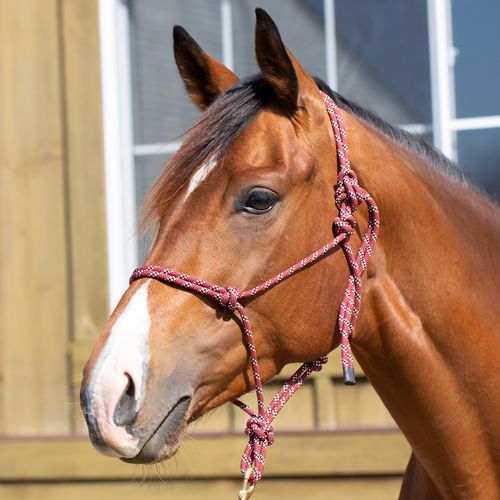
[0,0,108,436]
[0,1,410,498]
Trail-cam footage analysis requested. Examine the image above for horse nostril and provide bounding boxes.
[113,373,138,427]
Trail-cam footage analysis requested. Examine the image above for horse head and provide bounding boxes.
[80,9,357,465]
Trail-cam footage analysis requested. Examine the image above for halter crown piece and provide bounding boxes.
[129,91,380,488]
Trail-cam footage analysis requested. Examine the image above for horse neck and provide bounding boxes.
[340,112,500,498]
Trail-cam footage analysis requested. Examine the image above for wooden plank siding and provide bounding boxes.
[1,433,410,481]
[0,1,410,498]
[0,434,409,499]
[0,479,404,500]
[0,0,108,436]
[0,0,70,435]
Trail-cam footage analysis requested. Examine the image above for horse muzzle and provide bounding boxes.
[80,376,193,463]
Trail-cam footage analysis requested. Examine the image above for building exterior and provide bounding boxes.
[0,1,498,498]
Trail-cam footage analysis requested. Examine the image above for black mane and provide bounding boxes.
[314,77,476,190]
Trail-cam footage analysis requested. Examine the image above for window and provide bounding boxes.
[100,0,500,304]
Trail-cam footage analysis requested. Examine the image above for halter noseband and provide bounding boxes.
[129,91,380,486]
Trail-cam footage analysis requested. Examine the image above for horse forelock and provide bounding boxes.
[141,74,274,229]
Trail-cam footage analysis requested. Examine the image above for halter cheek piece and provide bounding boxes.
[129,91,380,487]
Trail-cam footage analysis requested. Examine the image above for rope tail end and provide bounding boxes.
[343,365,356,385]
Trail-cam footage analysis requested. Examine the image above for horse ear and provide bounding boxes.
[255,8,318,113]
[173,26,239,110]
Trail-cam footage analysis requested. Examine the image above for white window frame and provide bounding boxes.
[100,0,500,308]
[99,0,138,310]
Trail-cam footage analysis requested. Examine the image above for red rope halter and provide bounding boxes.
[129,91,380,485]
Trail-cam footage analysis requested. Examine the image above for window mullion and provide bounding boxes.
[323,0,338,90]
[427,0,456,160]
[221,0,234,71]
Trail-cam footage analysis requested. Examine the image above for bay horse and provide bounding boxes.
[80,9,500,499]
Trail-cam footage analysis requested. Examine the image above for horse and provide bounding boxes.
[80,8,500,499]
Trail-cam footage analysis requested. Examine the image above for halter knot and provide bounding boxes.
[333,214,357,238]
[245,416,275,445]
[340,169,358,186]
[336,177,361,211]
[311,356,328,372]
[219,286,241,311]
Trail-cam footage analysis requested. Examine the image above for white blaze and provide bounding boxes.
[184,156,218,200]
[90,281,151,457]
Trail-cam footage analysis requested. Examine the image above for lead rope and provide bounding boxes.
[129,91,380,494]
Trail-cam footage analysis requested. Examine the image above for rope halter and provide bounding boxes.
[129,91,380,487]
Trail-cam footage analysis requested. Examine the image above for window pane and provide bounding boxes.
[457,129,500,199]
[134,154,171,260]
[129,0,222,144]
[232,0,326,80]
[452,0,500,118]
[335,0,432,126]
[134,155,170,211]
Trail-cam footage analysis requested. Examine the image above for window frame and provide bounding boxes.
[100,0,500,309]
[99,0,138,309]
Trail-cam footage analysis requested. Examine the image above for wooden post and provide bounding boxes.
[59,0,109,434]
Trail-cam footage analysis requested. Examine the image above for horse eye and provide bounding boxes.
[241,188,279,214]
